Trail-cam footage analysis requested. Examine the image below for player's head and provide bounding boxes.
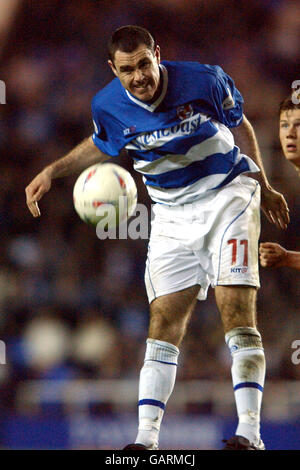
[279,93,300,172]
[108,25,161,102]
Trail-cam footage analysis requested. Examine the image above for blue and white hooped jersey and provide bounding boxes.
[92,61,259,205]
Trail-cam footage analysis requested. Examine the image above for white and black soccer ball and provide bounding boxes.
[73,163,137,228]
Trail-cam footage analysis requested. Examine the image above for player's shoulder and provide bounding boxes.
[162,60,225,81]
[92,78,123,112]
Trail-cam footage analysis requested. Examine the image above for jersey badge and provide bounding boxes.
[177,103,194,120]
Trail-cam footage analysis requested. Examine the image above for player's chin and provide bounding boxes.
[284,149,299,160]
[131,87,154,101]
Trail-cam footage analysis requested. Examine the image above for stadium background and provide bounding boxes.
[0,0,300,449]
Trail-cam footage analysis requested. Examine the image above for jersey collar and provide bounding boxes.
[124,64,168,112]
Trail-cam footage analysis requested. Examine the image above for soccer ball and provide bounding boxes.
[73,163,137,228]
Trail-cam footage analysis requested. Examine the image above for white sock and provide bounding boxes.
[226,327,266,446]
[135,338,179,449]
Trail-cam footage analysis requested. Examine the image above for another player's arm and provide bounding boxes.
[26,135,111,217]
[260,242,300,270]
[231,115,290,230]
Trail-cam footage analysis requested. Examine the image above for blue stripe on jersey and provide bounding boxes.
[138,399,166,410]
[143,148,242,189]
[212,156,251,189]
[234,382,264,392]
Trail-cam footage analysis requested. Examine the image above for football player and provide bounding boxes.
[26,26,290,450]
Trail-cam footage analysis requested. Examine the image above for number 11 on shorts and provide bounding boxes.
[228,238,248,266]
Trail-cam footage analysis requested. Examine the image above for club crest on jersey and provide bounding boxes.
[177,103,194,120]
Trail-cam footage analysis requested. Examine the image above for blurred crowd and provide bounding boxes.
[0,0,300,416]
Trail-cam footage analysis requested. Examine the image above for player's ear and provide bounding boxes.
[108,60,118,77]
[154,45,161,64]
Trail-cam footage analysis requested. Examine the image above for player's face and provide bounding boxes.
[108,44,161,102]
[279,109,300,167]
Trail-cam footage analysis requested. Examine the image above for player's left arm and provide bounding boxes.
[231,115,290,230]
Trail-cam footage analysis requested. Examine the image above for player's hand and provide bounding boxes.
[259,242,287,268]
[260,186,290,230]
[25,168,52,217]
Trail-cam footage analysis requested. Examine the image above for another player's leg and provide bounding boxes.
[215,285,266,450]
[124,285,199,450]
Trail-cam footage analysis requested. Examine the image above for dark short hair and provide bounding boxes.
[279,92,300,115]
[108,25,155,63]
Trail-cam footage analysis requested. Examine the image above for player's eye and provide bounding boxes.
[140,61,150,69]
[120,68,133,75]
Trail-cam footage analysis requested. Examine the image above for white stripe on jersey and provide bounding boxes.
[132,121,235,175]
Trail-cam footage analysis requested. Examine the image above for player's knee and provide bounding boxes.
[216,286,257,331]
[148,311,188,346]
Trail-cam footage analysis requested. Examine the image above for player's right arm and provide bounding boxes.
[25,135,111,217]
[259,242,300,270]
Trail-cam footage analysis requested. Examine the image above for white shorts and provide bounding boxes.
[145,175,261,303]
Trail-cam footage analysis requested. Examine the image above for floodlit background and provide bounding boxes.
[0,0,300,449]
